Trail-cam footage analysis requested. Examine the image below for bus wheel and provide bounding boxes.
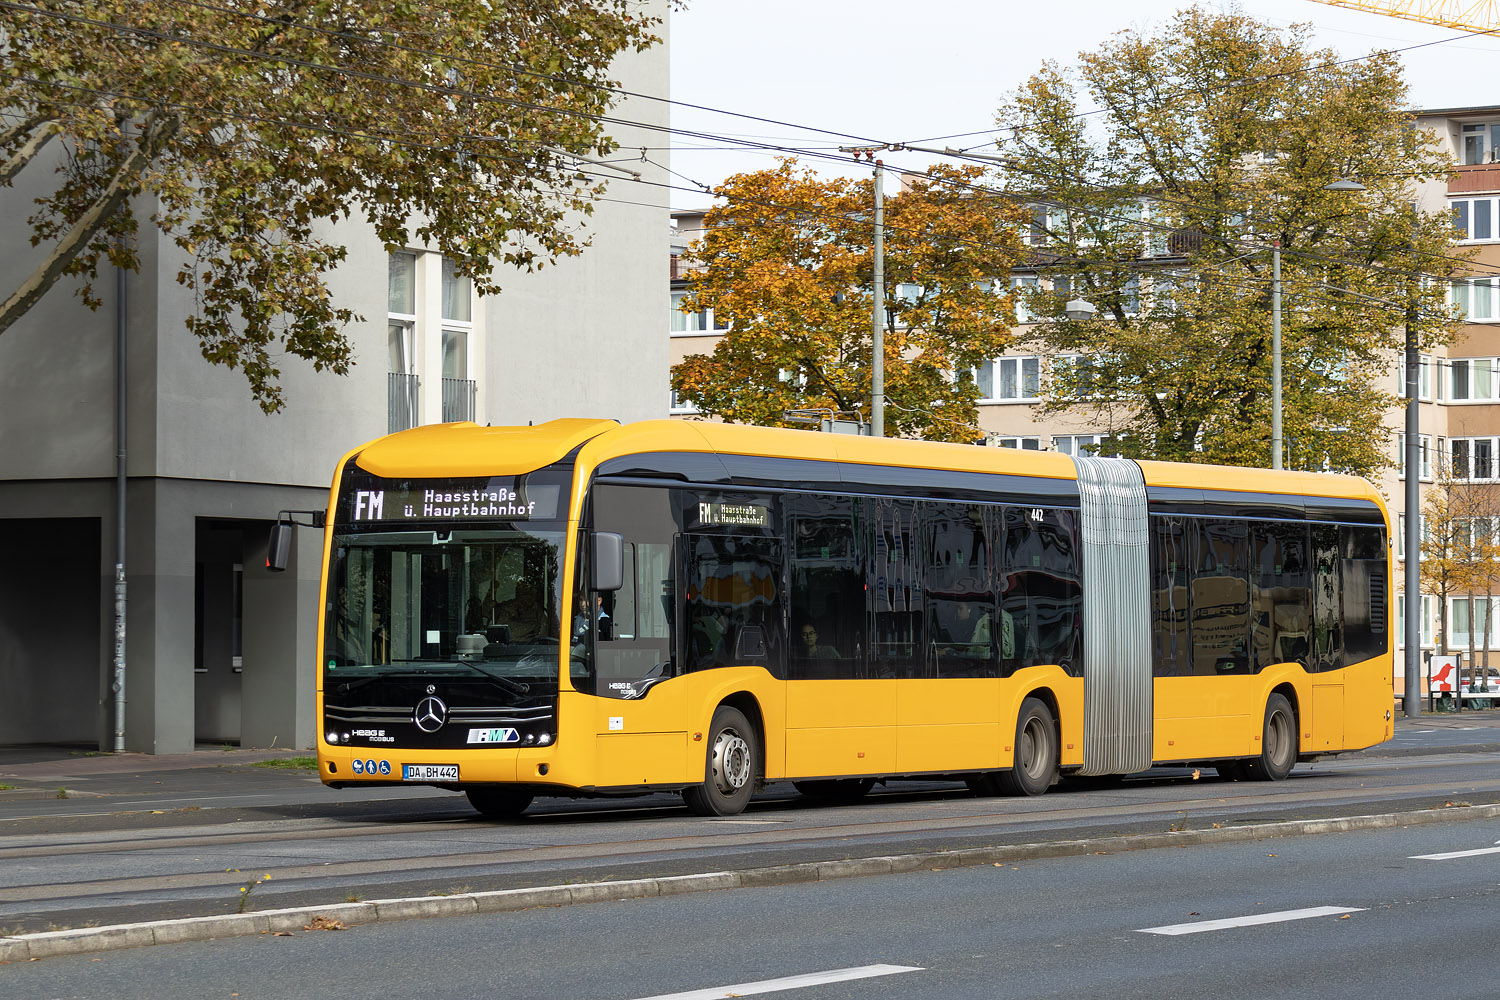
[794,778,875,801]
[1244,693,1297,781]
[997,697,1058,796]
[683,705,757,816]
[465,786,534,819]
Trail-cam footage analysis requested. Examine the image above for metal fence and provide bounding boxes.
[388,372,419,433]
[442,377,477,423]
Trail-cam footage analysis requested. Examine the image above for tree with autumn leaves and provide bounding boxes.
[671,159,1028,442]
[993,8,1461,475]
[0,0,661,412]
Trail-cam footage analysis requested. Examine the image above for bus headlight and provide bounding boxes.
[326,732,339,744]
[538,732,553,746]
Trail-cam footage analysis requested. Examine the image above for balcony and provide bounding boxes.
[388,372,419,434]
[1452,162,1500,194]
[442,377,476,423]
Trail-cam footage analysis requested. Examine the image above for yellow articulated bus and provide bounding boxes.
[315,418,1393,818]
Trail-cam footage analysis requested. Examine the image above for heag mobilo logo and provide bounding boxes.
[466,728,521,744]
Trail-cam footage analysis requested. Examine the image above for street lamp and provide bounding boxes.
[1064,298,1096,322]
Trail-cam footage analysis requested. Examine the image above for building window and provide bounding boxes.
[1452,278,1499,321]
[992,436,1041,450]
[669,389,700,414]
[1452,198,1497,242]
[671,290,723,334]
[1461,122,1500,165]
[388,252,419,433]
[440,258,474,422]
[1399,355,1434,400]
[1012,276,1039,323]
[976,355,1041,402]
[1396,593,1434,648]
[1451,436,1500,481]
[1053,354,1101,400]
[1054,434,1106,456]
[388,249,478,430]
[1448,356,1500,401]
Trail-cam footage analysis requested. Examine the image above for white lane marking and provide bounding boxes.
[628,964,923,1000]
[1139,906,1364,935]
[1411,846,1500,860]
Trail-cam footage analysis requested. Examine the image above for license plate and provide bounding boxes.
[402,764,459,781]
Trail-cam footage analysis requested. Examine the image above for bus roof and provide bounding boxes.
[346,418,1385,510]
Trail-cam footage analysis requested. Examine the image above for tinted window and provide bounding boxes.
[1311,524,1343,672]
[1251,523,1312,671]
[1192,519,1250,675]
[1001,506,1083,673]
[1341,525,1389,665]
[587,485,678,699]
[788,495,864,679]
[926,503,997,678]
[868,498,924,678]
[1152,516,1193,677]
[684,533,784,673]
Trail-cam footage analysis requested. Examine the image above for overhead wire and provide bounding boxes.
[9,1,1499,292]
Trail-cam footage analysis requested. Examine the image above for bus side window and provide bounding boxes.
[1152,515,1192,677]
[1000,506,1082,674]
[788,494,864,680]
[685,533,783,673]
[867,498,924,679]
[1340,525,1387,665]
[925,503,996,679]
[589,485,678,699]
[1311,524,1343,672]
[1251,522,1312,672]
[1192,518,1250,676]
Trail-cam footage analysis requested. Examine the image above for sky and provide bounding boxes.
[665,0,1500,211]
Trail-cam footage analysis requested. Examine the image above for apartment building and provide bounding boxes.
[1390,104,1500,672]
[0,17,670,753]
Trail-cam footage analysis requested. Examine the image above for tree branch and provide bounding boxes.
[0,115,59,186]
[0,112,178,338]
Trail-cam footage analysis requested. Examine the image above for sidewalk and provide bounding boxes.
[0,744,449,827]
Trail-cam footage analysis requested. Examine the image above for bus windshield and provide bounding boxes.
[325,525,566,687]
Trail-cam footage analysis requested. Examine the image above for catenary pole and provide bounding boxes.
[872,158,884,438]
[1271,242,1282,470]
[112,255,128,751]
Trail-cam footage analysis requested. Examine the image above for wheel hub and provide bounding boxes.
[710,729,751,794]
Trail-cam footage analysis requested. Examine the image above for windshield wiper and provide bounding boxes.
[448,659,532,696]
[369,659,532,697]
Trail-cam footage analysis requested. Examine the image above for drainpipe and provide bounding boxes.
[112,258,128,752]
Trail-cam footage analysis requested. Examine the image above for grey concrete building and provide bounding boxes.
[0,11,669,754]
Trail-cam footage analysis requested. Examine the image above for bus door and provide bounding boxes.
[588,485,687,787]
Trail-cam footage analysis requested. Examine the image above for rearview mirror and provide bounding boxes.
[591,531,624,591]
[266,522,293,572]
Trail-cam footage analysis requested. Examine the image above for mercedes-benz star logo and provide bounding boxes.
[413,695,448,733]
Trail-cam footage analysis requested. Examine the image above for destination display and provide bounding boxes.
[696,501,770,527]
[340,477,561,523]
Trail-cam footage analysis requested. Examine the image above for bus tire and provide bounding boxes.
[997,697,1058,796]
[794,778,875,801]
[1243,693,1297,781]
[465,786,534,819]
[683,705,757,816]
